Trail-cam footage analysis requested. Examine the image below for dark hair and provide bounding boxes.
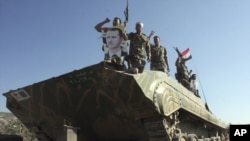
[154,36,160,39]
[190,74,196,79]
[113,17,122,24]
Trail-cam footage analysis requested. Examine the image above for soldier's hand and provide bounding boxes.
[147,55,151,62]
[189,69,192,75]
[148,30,155,39]
[150,30,155,36]
[167,67,170,72]
[173,46,178,51]
[104,18,110,23]
[124,20,128,28]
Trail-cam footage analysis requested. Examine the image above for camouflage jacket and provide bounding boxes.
[127,32,151,59]
[150,45,168,67]
[176,60,189,80]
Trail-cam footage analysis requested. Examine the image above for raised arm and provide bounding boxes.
[94,18,110,32]
[146,40,151,62]
[148,30,155,40]
[173,46,181,57]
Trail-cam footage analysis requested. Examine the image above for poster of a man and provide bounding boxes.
[105,27,128,60]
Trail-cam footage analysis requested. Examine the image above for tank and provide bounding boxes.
[3,61,229,141]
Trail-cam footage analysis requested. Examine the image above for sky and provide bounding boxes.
[1,0,250,125]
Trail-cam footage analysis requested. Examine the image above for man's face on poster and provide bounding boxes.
[106,29,122,50]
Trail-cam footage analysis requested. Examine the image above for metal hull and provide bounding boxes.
[4,61,228,141]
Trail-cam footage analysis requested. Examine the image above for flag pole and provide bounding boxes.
[191,57,211,111]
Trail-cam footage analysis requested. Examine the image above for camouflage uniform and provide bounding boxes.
[150,45,169,73]
[175,58,190,89]
[127,32,151,73]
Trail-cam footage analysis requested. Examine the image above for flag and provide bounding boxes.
[181,48,192,60]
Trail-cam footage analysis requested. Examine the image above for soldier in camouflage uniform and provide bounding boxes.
[150,36,170,74]
[127,22,151,73]
[174,47,192,89]
[175,57,191,89]
[190,74,200,98]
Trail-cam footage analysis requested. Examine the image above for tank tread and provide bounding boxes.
[143,116,170,141]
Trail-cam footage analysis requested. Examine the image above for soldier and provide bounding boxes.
[127,22,151,73]
[150,36,170,74]
[95,17,127,34]
[174,47,192,89]
[190,74,200,98]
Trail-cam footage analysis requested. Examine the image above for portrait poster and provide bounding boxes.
[102,26,129,60]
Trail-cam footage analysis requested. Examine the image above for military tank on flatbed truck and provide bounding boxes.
[3,61,228,141]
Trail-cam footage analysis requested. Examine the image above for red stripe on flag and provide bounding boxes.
[181,48,189,56]
[181,48,191,59]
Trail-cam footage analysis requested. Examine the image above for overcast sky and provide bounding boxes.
[1,0,250,124]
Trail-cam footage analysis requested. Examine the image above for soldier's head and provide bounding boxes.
[153,36,160,46]
[190,74,197,80]
[135,22,143,33]
[113,17,122,26]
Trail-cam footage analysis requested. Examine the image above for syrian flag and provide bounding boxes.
[181,48,192,60]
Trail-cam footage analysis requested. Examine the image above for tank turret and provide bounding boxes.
[3,61,228,141]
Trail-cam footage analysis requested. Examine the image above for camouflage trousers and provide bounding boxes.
[180,78,190,90]
[175,73,190,89]
[127,55,146,73]
[150,63,167,73]
[104,56,127,71]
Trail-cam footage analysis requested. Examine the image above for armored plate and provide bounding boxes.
[4,61,228,141]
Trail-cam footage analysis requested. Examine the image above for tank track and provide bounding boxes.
[143,116,171,141]
[142,114,229,141]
